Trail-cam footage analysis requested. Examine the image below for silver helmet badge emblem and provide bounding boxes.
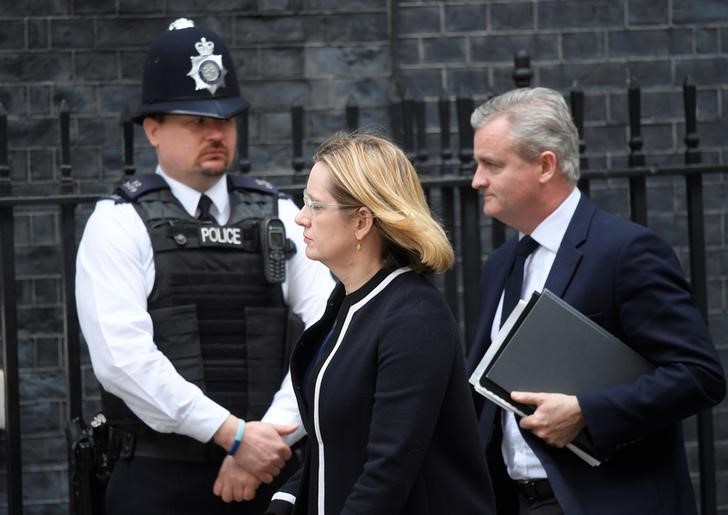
[187,37,227,95]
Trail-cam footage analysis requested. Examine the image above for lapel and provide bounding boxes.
[482,239,517,329]
[543,193,596,296]
[467,239,516,372]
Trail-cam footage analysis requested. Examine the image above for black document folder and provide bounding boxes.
[469,289,654,466]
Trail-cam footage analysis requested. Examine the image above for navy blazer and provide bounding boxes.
[466,194,725,515]
[272,268,495,515]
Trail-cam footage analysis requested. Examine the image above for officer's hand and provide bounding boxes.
[232,421,298,483]
[213,455,261,502]
[511,391,585,448]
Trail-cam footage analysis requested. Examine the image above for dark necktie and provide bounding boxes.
[197,194,215,224]
[500,235,539,327]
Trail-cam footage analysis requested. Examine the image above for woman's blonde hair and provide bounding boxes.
[313,132,454,275]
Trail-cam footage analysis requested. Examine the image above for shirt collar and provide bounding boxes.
[526,187,581,253]
[155,166,229,219]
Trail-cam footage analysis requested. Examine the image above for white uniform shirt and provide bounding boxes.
[489,187,581,480]
[76,167,335,444]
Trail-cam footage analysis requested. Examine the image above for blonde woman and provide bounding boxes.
[266,133,495,514]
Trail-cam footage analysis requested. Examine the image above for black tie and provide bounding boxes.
[500,235,539,327]
[197,194,215,224]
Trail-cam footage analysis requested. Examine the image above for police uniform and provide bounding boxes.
[75,18,335,515]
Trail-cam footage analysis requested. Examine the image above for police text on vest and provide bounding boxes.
[200,227,242,246]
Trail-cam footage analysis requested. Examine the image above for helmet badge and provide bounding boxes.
[187,37,227,95]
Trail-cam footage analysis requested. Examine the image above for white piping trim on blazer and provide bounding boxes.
[312,267,411,514]
[271,491,296,505]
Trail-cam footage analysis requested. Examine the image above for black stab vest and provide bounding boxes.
[102,174,291,436]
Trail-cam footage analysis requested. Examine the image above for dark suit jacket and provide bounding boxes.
[466,194,726,515]
[271,268,495,515]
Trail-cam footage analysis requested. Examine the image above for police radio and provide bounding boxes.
[260,217,287,284]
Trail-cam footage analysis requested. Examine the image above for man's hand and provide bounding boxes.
[232,421,298,484]
[213,456,261,502]
[510,391,585,447]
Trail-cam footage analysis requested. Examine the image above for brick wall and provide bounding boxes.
[0,0,727,513]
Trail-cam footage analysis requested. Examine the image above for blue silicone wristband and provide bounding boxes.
[227,419,246,456]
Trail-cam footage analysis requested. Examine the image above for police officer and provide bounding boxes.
[75,18,334,515]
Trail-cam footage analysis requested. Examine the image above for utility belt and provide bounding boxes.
[66,413,119,515]
[66,413,230,515]
[120,430,225,465]
[514,478,556,504]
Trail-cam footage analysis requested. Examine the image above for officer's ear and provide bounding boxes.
[143,116,162,148]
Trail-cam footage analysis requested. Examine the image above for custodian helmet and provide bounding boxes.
[133,18,248,124]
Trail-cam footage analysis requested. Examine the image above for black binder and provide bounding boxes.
[469,289,654,466]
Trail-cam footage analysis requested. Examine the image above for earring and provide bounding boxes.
[356,241,361,251]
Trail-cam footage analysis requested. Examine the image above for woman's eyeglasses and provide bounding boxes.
[301,191,359,217]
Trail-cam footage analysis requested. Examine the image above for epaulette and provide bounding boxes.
[227,174,278,195]
[113,174,170,202]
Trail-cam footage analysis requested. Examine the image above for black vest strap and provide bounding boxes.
[114,174,170,202]
[227,174,277,195]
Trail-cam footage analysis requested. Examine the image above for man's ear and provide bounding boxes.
[538,150,558,183]
[143,117,161,148]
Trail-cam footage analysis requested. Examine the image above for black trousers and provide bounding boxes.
[106,456,297,515]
